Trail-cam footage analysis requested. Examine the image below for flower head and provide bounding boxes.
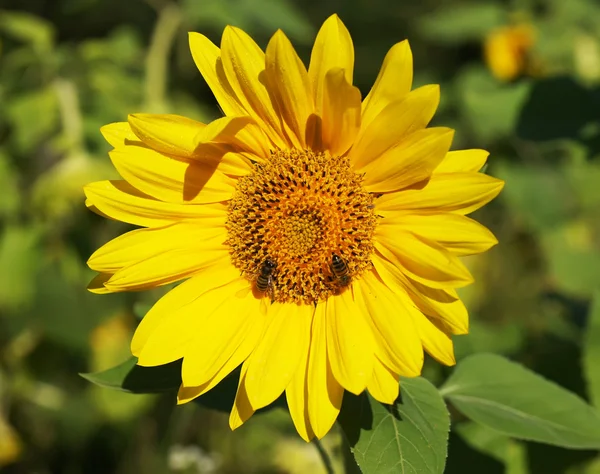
[85,15,504,441]
[484,23,536,81]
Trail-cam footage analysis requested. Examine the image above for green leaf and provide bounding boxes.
[24,261,123,350]
[418,3,505,44]
[541,222,600,297]
[0,151,21,219]
[81,357,241,413]
[516,77,595,141]
[456,67,531,143]
[339,377,450,474]
[242,0,314,43]
[6,87,59,153]
[0,10,55,53]
[584,293,600,408]
[568,161,600,215]
[182,0,314,43]
[455,422,529,474]
[81,357,182,393]
[495,161,577,232]
[453,320,525,360]
[441,353,600,449]
[0,226,42,311]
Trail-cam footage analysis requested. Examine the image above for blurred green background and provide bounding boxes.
[1,0,600,472]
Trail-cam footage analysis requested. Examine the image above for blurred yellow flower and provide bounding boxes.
[484,24,535,81]
[85,14,503,440]
[0,416,21,467]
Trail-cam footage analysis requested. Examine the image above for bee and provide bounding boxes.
[331,253,351,287]
[256,258,276,298]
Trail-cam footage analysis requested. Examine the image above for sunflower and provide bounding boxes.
[484,23,536,81]
[85,14,504,441]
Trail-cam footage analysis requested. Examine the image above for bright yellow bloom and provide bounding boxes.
[85,15,504,441]
[484,24,535,81]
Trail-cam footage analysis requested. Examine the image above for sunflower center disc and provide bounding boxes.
[226,149,377,304]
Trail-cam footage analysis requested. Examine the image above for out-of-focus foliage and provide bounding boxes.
[1,0,600,472]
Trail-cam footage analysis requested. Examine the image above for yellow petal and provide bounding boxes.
[435,149,489,174]
[309,14,354,116]
[131,263,241,357]
[355,271,423,377]
[244,302,312,409]
[88,221,225,272]
[84,180,227,227]
[369,261,457,365]
[85,199,113,222]
[194,116,252,144]
[362,127,454,193]
[220,26,287,148]
[265,30,313,149]
[361,40,413,131]
[128,114,205,157]
[375,229,473,289]
[405,281,469,335]
[100,122,140,148]
[380,213,498,256]
[196,144,255,177]
[105,230,228,291]
[87,272,113,294]
[104,241,229,292]
[177,304,265,404]
[285,325,314,442]
[350,84,440,169]
[307,302,343,439]
[226,122,272,158]
[188,32,246,117]
[416,315,456,366]
[109,147,236,204]
[128,115,259,176]
[181,290,264,386]
[137,277,247,366]
[305,113,324,151]
[230,363,255,430]
[321,68,361,156]
[367,359,399,404]
[372,254,469,335]
[376,172,505,216]
[326,289,374,394]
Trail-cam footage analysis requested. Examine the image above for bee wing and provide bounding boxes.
[235,286,252,299]
[259,297,269,315]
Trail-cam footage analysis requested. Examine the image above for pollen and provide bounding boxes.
[226,149,377,305]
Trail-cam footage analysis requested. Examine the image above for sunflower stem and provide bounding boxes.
[144,2,181,112]
[312,438,335,474]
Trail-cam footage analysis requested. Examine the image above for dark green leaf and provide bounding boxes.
[441,353,600,449]
[192,368,240,413]
[456,67,531,142]
[0,226,41,311]
[339,377,450,474]
[0,10,55,52]
[418,3,504,44]
[453,320,525,360]
[496,162,575,232]
[81,357,245,413]
[6,87,59,153]
[455,422,528,474]
[81,357,182,393]
[24,262,124,350]
[517,77,595,141]
[542,227,600,297]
